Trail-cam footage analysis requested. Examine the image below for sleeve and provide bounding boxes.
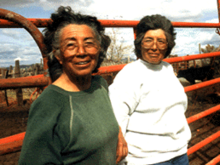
[18,97,65,165]
[109,67,141,135]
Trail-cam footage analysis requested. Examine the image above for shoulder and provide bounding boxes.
[114,60,143,81]
[161,61,174,71]
[29,85,68,116]
[121,60,143,72]
[92,75,108,90]
[110,60,144,90]
[162,61,172,67]
[32,85,64,105]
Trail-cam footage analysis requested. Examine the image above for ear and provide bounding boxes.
[56,55,63,65]
[53,50,63,65]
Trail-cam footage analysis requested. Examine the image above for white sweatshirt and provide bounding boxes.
[109,59,191,165]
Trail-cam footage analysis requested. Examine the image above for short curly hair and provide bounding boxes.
[134,14,176,59]
[43,6,111,82]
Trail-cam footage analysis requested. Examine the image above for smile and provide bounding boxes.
[150,54,159,57]
[149,53,159,55]
[76,61,90,65]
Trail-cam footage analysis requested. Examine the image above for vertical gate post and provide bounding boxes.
[9,65,13,78]
[14,60,23,106]
[217,0,220,22]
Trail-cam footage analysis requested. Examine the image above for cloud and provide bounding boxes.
[1,0,220,67]
[36,0,94,11]
[14,57,22,61]
[2,29,26,40]
[173,27,220,56]
[0,40,42,67]
[56,0,218,22]
[1,0,218,22]
[1,0,38,7]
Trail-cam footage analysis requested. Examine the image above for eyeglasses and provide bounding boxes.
[61,39,100,55]
[142,38,167,50]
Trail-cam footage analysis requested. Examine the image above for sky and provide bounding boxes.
[0,0,220,67]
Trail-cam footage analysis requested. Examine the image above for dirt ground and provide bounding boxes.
[0,79,220,165]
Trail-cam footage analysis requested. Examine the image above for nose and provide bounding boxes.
[152,40,158,50]
[77,44,87,55]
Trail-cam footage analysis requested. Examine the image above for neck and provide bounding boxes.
[53,73,92,92]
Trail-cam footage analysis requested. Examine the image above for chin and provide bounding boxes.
[151,61,161,65]
[145,60,161,65]
[78,71,92,77]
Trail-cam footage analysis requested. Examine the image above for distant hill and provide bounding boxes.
[3,58,136,70]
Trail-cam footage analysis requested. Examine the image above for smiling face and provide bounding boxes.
[140,29,167,65]
[57,24,100,78]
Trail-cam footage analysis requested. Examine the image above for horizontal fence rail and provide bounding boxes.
[187,131,220,155]
[187,105,220,124]
[0,6,220,164]
[0,75,49,89]
[1,19,220,28]
[184,78,220,93]
[0,132,25,155]
[206,154,220,165]
[2,52,220,91]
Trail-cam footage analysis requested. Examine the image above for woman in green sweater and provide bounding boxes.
[18,6,127,165]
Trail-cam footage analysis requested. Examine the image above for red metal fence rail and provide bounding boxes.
[2,18,220,28]
[0,2,220,164]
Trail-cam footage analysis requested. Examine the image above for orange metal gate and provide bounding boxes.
[0,1,220,164]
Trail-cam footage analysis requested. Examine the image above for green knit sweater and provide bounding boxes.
[18,76,119,165]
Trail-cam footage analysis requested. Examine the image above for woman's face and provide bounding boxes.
[140,29,167,65]
[57,24,100,78]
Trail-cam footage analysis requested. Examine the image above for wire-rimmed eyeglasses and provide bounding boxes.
[60,39,100,56]
[142,38,168,50]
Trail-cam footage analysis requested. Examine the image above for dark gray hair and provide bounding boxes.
[43,6,111,82]
[134,14,176,59]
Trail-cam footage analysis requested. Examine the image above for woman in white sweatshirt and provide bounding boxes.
[109,14,191,165]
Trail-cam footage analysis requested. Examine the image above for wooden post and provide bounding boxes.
[1,69,5,79]
[4,70,9,106]
[187,55,189,69]
[176,63,179,73]
[199,43,201,54]
[35,64,40,75]
[9,65,13,78]
[14,60,23,106]
[31,65,34,76]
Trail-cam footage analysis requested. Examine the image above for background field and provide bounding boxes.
[0,80,220,165]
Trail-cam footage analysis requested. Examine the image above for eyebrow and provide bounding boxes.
[143,37,166,39]
[64,37,95,42]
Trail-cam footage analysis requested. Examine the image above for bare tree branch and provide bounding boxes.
[102,28,133,66]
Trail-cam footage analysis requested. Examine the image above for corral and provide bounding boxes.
[0,2,220,165]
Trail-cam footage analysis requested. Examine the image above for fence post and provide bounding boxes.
[186,55,189,69]
[1,69,6,79]
[193,60,196,68]
[4,70,9,106]
[176,63,179,73]
[9,65,13,78]
[14,60,23,106]
[34,64,40,75]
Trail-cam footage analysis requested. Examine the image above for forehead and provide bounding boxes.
[144,29,166,39]
[61,24,96,41]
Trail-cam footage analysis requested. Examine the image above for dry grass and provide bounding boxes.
[4,88,37,100]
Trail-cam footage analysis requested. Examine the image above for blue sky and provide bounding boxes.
[0,0,220,67]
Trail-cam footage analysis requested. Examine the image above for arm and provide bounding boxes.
[18,98,64,165]
[116,126,128,164]
[109,70,140,135]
